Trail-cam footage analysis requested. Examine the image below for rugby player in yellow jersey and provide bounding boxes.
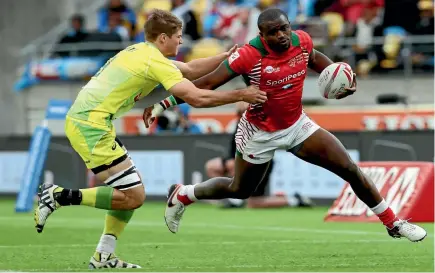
[34,9,267,269]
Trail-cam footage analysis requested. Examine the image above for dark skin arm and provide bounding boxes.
[308,48,334,74]
[308,49,357,99]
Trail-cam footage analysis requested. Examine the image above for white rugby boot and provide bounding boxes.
[164,184,187,233]
[387,219,427,242]
[34,183,60,233]
[89,252,141,269]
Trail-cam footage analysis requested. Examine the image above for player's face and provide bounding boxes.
[165,29,183,57]
[260,15,292,53]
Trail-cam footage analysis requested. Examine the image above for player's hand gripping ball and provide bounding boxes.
[318,62,357,99]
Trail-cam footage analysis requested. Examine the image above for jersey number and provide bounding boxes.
[125,45,137,52]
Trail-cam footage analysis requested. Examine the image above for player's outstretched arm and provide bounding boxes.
[173,45,238,81]
[169,79,266,108]
[144,80,265,128]
[144,61,240,126]
[170,59,239,104]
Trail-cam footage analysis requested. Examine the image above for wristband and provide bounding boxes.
[151,103,164,117]
[159,96,178,110]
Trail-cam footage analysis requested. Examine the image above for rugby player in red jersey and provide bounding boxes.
[144,8,426,242]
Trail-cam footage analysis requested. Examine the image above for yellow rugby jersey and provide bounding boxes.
[67,42,184,126]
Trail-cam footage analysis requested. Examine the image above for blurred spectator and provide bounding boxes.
[415,0,434,35]
[326,0,384,35]
[101,10,130,41]
[341,0,382,25]
[412,0,434,68]
[172,0,202,41]
[223,7,252,44]
[55,14,88,57]
[352,2,383,75]
[299,0,317,20]
[174,104,202,134]
[203,0,241,38]
[270,0,310,22]
[98,0,136,40]
[60,14,87,43]
[314,0,336,16]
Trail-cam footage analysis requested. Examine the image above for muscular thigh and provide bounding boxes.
[230,153,271,194]
[94,148,144,192]
[66,117,144,192]
[294,128,355,174]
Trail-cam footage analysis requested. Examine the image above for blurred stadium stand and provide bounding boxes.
[0,0,433,136]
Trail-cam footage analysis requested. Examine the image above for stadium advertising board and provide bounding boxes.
[15,57,107,91]
[1,132,433,197]
[0,152,28,193]
[121,106,434,134]
[325,162,434,222]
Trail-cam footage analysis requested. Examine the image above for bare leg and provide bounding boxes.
[293,128,382,207]
[194,154,271,200]
[291,128,427,241]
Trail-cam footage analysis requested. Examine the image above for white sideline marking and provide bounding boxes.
[1,216,432,238]
[0,238,402,249]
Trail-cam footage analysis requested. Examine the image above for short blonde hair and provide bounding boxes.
[144,9,183,41]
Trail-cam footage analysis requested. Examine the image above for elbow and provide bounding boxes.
[193,78,215,90]
[184,71,196,81]
[184,66,198,81]
[190,99,207,108]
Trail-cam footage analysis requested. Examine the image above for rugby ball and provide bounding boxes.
[318,63,354,99]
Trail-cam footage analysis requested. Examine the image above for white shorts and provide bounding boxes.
[235,112,320,164]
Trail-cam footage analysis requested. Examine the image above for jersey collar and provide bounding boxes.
[145,41,158,49]
[249,33,301,57]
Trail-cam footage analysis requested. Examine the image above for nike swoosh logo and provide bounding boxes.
[167,185,181,208]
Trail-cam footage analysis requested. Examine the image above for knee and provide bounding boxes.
[345,161,359,174]
[228,182,251,200]
[340,161,360,181]
[127,187,146,209]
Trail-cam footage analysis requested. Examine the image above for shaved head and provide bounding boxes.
[257,8,289,32]
[257,8,292,53]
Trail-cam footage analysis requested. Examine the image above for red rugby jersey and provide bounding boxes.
[224,30,314,132]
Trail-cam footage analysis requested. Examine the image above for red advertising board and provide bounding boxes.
[325,162,434,223]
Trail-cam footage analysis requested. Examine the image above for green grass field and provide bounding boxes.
[0,199,433,272]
